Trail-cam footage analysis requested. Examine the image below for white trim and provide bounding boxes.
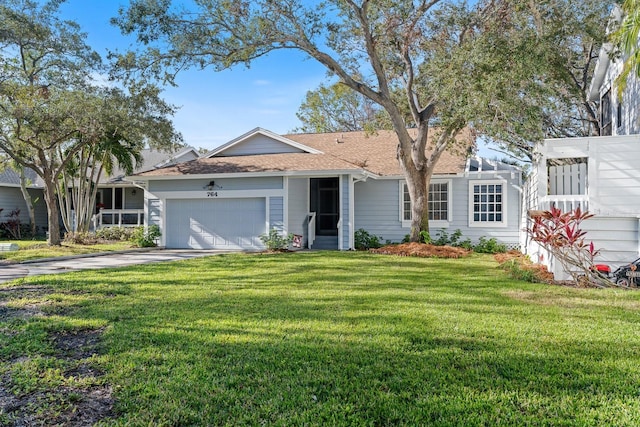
[204,127,323,157]
[283,177,289,234]
[127,169,361,182]
[399,179,452,229]
[265,196,271,231]
[160,198,167,247]
[468,179,508,228]
[349,176,355,249]
[338,175,344,250]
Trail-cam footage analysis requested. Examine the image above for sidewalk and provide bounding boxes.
[0,249,236,283]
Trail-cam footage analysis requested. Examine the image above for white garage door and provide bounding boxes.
[165,198,266,250]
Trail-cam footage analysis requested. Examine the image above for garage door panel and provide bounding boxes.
[166,198,266,249]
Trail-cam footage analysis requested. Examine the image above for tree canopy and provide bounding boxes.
[0,0,181,244]
[113,0,613,239]
[294,81,390,133]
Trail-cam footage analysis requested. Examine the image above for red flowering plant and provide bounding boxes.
[527,206,614,287]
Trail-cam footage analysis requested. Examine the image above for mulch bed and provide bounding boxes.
[370,244,557,284]
[370,242,470,258]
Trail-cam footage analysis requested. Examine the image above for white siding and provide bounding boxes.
[217,134,305,156]
[525,135,640,279]
[599,52,640,136]
[534,135,640,216]
[527,216,639,281]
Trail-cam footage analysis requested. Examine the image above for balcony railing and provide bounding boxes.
[537,195,589,213]
[307,212,316,249]
[94,209,144,229]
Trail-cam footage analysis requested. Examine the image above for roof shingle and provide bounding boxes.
[135,129,474,178]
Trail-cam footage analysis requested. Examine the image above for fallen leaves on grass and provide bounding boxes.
[370,242,470,258]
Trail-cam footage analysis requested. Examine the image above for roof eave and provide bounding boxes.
[126,168,366,181]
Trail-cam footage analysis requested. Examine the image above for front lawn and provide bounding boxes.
[0,240,134,263]
[1,252,640,425]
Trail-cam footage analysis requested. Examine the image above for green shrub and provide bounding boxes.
[502,258,538,282]
[95,226,135,241]
[418,230,432,244]
[64,231,98,245]
[260,228,294,251]
[130,225,161,248]
[431,229,472,249]
[473,236,507,254]
[354,228,383,250]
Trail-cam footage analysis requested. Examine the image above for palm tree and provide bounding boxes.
[613,0,640,94]
[59,132,143,234]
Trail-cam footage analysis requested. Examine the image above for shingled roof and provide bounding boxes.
[135,152,363,177]
[134,128,474,178]
[285,129,473,176]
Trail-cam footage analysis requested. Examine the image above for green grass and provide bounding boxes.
[0,239,133,263]
[1,252,640,425]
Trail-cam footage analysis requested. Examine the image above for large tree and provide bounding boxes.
[0,0,180,245]
[0,0,100,244]
[113,0,611,240]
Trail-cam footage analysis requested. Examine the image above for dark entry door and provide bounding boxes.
[310,178,339,236]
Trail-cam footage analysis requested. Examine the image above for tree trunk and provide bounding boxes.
[401,159,432,242]
[393,124,459,243]
[43,177,62,246]
[18,168,37,238]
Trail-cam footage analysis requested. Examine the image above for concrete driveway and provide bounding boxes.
[0,249,238,283]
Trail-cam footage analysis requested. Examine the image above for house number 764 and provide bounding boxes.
[206,191,218,197]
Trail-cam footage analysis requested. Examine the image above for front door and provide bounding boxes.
[310,178,339,236]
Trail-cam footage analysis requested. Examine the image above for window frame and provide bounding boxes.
[400,179,452,229]
[616,101,623,133]
[601,88,612,136]
[468,180,508,228]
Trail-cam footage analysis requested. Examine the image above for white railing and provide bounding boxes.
[308,212,316,249]
[95,209,144,229]
[538,195,589,213]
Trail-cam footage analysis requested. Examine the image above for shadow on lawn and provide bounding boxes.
[4,252,639,424]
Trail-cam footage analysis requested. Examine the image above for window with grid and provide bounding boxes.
[402,181,449,223]
[471,182,504,224]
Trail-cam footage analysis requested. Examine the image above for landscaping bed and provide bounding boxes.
[370,242,470,258]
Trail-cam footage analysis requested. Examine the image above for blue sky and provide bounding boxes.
[58,0,329,151]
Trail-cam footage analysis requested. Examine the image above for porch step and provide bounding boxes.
[311,235,338,250]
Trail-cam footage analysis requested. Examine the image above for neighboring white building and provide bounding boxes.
[588,6,640,136]
[522,135,640,279]
[523,11,640,279]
